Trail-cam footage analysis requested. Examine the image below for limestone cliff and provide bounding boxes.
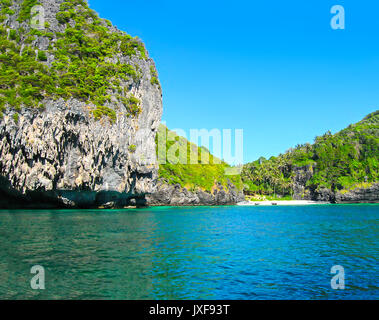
[292,165,313,200]
[292,166,379,203]
[146,180,245,206]
[0,0,162,208]
[335,183,379,203]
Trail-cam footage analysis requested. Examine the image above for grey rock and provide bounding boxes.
[292,165,378,203]
[335,183,379,203]
[312,186,335,202]
[292,165,314,200]
[0,0,163,208]
[146,180,244,206]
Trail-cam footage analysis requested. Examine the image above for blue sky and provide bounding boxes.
[90,0,379,163]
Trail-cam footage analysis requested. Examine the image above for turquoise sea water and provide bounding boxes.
[0,205,378,300]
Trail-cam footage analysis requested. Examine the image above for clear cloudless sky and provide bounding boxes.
[89,0,379,163]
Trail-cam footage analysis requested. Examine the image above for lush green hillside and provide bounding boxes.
[156,125,243,192]
[242,110,379,197]
[0,0,159,120]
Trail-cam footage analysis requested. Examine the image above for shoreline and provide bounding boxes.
[1,201,378,210]
[237,200,331,206]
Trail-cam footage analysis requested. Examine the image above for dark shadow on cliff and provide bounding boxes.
[0,176,148,209]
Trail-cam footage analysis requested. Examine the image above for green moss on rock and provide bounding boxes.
[91,105,116,123]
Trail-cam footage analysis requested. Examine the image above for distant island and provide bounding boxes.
[0,1,377,209]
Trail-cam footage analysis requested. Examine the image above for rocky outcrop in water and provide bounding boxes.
[146,180,245,206]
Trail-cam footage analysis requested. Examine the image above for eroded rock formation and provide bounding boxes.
[0,0,162,208]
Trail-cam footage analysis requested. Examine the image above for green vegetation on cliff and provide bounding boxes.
[156,125,243,192]
[0,0,156,121]
[242,110,379,196]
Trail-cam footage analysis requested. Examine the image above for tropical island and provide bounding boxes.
[0,0,378,303]
[0,0,378,209]
[151,112,379,206]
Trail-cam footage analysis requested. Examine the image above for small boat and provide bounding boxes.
[271,202,278,206]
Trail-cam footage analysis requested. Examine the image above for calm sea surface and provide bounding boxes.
[0,205,378,300]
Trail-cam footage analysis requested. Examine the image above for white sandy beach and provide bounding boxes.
[237,200,330,206]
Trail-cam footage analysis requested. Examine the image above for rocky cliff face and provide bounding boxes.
[0,0,162,208]
[335,183,379,203]
[292,165,378,203]
[292,165,313,200]
[146,180,245,206]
